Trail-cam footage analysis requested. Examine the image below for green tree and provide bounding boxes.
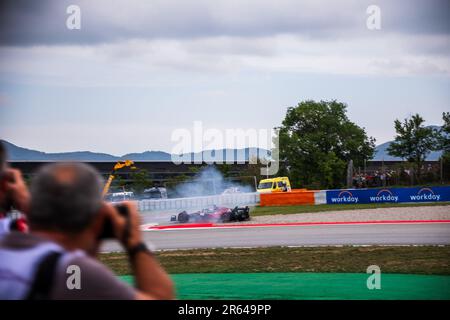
[278,100,375,189]
[110,174,128,192]
[130,169,152,194]
[387,114,439,182]
[217,163,231,177]
[440,112,450,158]
[439,112,450,181]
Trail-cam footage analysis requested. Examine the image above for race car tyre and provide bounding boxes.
[237,207,250,221]
[177,211,190,223]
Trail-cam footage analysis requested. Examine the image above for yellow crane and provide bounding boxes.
[102,160,137,197]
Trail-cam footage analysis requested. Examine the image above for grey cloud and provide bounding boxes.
[2,0,447,46]
[0,0,448,79]
[382,0,450,35]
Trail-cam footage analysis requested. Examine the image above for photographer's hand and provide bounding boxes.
[103,201,174,299]
[102,201,142,250]
[5,168,30,214]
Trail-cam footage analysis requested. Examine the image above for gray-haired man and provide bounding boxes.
[0,162,174,299]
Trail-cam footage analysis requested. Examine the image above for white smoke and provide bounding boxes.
[174,165,254,198]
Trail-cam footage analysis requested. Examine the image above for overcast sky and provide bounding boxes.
[0,0,449,155]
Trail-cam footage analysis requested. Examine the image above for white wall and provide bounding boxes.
[138,192,260,212]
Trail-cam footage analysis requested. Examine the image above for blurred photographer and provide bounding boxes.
[0,141,30,234]
[0,162,174,299]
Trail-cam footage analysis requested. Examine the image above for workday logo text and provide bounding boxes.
[330,190,359,204]
[410,188,440,202]
[369,189,398,203]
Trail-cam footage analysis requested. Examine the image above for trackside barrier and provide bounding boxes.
[259,190,316,206]
[138,186,450,210]
[326,186,450,204]
[314,190,327,205]
[258,186,450,207]
[138,192,260,212]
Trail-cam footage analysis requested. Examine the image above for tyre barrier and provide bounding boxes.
[259,190,317,206]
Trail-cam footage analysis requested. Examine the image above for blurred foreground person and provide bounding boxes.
[0,162,174,299]
[0,141,29,234]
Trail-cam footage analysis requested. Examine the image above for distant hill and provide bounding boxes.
[1,140,119,161]
[120,151,172,161]
[3,125,444,162]
[1,140,270,162]
[372,125,444,161]
[372,142,442,161]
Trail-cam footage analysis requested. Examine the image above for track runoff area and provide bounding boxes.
[100,199,450,300]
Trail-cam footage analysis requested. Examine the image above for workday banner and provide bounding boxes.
[326,186,450,204]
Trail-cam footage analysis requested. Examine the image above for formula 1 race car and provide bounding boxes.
[170,205,250,223]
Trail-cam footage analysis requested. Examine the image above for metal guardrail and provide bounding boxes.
[138,192,260,212]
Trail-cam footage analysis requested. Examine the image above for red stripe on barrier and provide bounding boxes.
[150,223,214,230]
[146,219,450,230]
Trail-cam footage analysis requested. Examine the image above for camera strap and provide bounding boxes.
[26,251,63,300]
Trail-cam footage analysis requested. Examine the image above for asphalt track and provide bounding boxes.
[101,221,450,252]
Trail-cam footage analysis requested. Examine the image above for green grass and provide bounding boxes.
[251,202,450,217]
[120,273,450,300]
[100,246,450,276]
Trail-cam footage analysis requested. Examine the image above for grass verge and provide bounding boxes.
[100,245,450,276]
[251,202,450,217]
[120,273,450,299]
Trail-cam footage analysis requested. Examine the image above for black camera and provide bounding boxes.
[99,203,129,239]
